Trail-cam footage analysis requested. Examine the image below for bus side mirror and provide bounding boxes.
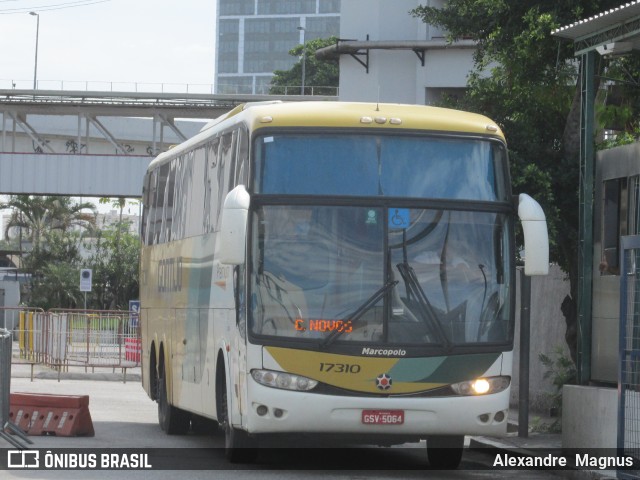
[518,193,549,276]
[218,185,250,265]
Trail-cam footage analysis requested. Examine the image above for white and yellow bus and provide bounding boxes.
[139,101,548,468]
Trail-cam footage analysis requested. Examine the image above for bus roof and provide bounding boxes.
[148,101,504,171]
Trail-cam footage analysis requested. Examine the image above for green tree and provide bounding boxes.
[1,195,96,252]
[0,195,97,309]
[595,53,640,144]
[270,36,339,95]
[410,0,625,363]
[85,221,140,310]
[26,230,84,310]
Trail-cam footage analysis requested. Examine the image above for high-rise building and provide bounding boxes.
[215,0,341,94]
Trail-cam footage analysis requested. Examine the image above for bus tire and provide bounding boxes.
[157,361,191,435]
[224,423,258,463]
[218,375,257,462]
[426,435,464,469]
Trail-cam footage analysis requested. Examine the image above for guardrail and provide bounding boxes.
[2,307,141,383]
[1,79,217,94]
[0,79,340,97]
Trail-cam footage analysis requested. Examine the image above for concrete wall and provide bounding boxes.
[562,385,617,448]
[338,0,475,104]
[511,264,572,413]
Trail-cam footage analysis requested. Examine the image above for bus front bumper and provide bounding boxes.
[243,380,510,438]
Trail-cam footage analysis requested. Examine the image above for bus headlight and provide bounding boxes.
[251,369,318,392]
[450,376,510,396]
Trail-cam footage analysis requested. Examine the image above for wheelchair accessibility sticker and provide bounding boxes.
[389,208,410,229]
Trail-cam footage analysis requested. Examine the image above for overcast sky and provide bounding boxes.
[1,0,217,91]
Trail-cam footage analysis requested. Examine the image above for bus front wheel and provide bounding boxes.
[224,423,257,463]
[219,381,257,462]
[426,435,464,469]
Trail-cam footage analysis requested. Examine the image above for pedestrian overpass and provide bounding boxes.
[0,89,336,197]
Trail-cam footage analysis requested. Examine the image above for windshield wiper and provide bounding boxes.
[396,262,451,349]
[322,280,399,347]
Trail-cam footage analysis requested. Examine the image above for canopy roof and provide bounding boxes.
[553,2,640,54]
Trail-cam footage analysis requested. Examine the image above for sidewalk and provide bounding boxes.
[469,409,617,479]
[9,353,141,383]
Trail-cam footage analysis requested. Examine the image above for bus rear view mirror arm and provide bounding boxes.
[219,185,250,265]
[517,193,549,276]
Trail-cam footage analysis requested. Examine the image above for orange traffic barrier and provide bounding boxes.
[9,393,95,437]
[124,337,141,363]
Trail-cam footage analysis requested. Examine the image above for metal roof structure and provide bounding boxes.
[315,39,476,73]
[553,1,640,54]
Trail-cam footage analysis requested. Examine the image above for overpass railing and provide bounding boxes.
[1,79,339,97]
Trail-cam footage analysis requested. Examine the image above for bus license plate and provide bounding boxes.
[362,410,404,425]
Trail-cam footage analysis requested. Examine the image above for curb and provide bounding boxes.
[14,371,142,382]
[11,363,141,383]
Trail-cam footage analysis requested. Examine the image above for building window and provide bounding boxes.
[257,0,316,15]
[319,0,341,14]
[219,0,255,16]
[218,19,240,73]
[629,176,640,235]
[217,76,254,95]
[244,18,299,74]
[255,76,274,95]
[601,177,628,275]
[305,16,340,40]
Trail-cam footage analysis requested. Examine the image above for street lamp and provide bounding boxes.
[29,11,40,90]
[297,26,306,95]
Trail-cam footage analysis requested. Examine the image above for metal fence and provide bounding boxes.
[0,328,32,447]
[2,308,141,380]
[619,236,640,480]
[0,328,10,433]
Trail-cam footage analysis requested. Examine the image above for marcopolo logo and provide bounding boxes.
[8,450,39,469]
[376,373,393,391]
[361,347,407,357]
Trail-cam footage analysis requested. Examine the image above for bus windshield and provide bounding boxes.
[250,204,512,348]
[249,133,512,349]
[254,133,508,201]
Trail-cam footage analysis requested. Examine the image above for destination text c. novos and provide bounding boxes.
[361,347,407,357]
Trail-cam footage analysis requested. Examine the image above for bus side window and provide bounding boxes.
[186,148,207,238]
[217,131,237,230]
[235,127,249,187]
[163,160,177,243]
[141,173,149,243]
[178,151,195,240]
[204,137,220,233]
[146,169,158,245]
[171,156,184,241]
[155,163,170,245]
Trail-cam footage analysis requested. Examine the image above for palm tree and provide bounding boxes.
[1,195,97,252]
[47,196,97,233]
